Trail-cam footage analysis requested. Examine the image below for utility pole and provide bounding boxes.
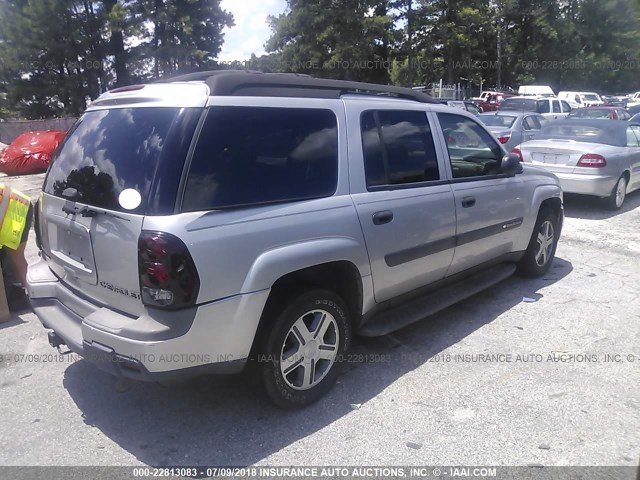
[407,0,414,88]
[497,22,502,90]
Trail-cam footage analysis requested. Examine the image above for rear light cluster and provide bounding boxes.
[138,232,200,309]
[497,135,511,144]
[577,154,607,168]
[511,147,524,162]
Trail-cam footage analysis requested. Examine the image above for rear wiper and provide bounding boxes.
[61,204,130,222]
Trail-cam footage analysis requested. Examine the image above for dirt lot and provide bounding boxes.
[0,174,638,470]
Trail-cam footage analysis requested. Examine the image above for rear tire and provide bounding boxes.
[604,175,627,211]
[259,289,351,409]
[516,207,559,278]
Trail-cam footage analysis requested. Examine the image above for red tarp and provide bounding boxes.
[0,130,67,176]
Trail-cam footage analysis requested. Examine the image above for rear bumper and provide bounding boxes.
[27,257,270,381]
[555,172,618,198]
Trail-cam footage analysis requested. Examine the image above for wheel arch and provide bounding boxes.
[248,260,364,358]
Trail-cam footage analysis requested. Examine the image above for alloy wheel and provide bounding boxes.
[535,220,555,267]
[280,309,339,391]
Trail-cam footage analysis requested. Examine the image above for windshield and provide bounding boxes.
[570,109,611,119]
[583,94,600,101]
[478,115,517,128]
[44,108,200,214]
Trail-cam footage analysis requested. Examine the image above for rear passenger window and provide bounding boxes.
[552,101,561,113]
[523,116,541,130]
[561,101,572,112]
[360,110,440,188]
[182,107,338,211]
[538,101,550,114]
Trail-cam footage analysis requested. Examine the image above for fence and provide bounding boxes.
[0,118,77,145]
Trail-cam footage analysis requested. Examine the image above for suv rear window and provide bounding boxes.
[182,107,338,211]
[44,107,201,214]
[499,98,538,112]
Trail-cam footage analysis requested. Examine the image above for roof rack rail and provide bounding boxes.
[155,70,437,104]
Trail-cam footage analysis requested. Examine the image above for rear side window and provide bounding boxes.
[44,108,200,214]
[182,107,338,211]
[360,110,440,188]
[538,101,550,114]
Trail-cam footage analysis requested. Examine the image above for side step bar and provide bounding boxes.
[358,263,517,337]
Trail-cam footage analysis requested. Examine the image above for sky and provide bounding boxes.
[219,0,288,62]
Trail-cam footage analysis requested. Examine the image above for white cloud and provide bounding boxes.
[219,0,288,62]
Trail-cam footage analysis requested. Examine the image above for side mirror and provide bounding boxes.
[501,153,523,176]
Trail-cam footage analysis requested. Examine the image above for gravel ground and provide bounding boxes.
[0,174,638,471]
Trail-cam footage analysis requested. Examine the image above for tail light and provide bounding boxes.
[138,232,200,309]
[497,135,511,144]
[577,154,607,168]
[511,147,524,162]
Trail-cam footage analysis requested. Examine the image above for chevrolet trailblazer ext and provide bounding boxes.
[28,71,563,408]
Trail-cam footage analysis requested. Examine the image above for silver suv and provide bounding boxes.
[28,71,563,408]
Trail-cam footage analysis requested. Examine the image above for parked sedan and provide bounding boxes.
[478,111,548,151]
[567,106,631,120]
[512,119,640,209]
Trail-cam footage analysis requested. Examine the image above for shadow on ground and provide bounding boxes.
[563,190,640,220]
[62,258,573,468]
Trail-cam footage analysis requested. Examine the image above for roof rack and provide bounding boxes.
[155,70,438,104]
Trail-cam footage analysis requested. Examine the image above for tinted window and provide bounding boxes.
[44,108,199,214]
[361,110,440,188]
[561,101,572,112]
[538,101,550,114]
[552,101,561,113]
[523,116,541,130]
[500,98,537,111]
[437,113,504,179]
[182,107,338,211]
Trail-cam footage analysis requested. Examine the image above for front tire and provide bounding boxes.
[604,175,627,211]
[517,207,559,278]
[259,290,351,409]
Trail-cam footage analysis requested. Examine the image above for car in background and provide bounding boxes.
[518,85,555,97]
[478,111,548,151]
[512,119,640,209]
[476,92,514,112]
[436,99,481,115]
[602,95,628,108]
[626,92,640,108]
[558,91,605,108]
[499,96,572,119]
[630,113,640,123]
[464,101,481,115]
[627,104,640,117]
[567,106,631,120]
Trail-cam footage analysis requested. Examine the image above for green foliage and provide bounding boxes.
[2,0,640,119]
[0,0,233,118]
[266,0,394,83]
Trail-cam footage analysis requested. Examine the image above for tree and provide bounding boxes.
[131,0,233,79]
[267,0,394,83]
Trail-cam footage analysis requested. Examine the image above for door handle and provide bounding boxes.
[461,196,476,208]
[372,210,394,225]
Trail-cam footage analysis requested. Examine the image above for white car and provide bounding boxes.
[499,96,573,119]
[558,91,605,109]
